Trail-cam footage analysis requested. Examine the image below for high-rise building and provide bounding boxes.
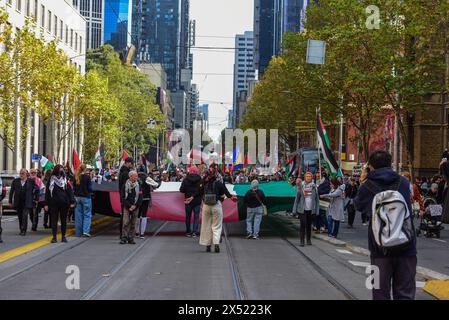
[232,31,256,128]
[76,0,104,50]
[283,0,303,33]
[1,0,86,171]
[104,0,132,51]
[197,104,209,132]
[188,84,199,129]
[253,0,283,77]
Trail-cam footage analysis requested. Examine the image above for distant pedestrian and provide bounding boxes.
[29,168,44,231]
[345,178,358,228]
[355,150,417,300]
[320,178,345,238]
[74,164,93,237]
[199,164,237,253]
[45,165,75,243]
[42,169,52,229]
[244,179,267,240]
[9,169,39,235]
[120,171,142,244]
[180,166,203,238]
[293,172,320,246]
[316,171,331,233]
[137,165,160,239]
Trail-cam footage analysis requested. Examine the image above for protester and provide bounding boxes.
[244,179,267,240]
[42,169,52,229]
[44,165,75,243]
[0,177,4,243]
[320,178,345,238]
[120,171,142,244]
[180,166,203,238]
[316,171,330,233]
[29,168,44,231]
[293,172,320,246]
[401,171,424,216]
[74,164,93,238]
[355,150,417,300]
[199,164,237,253]
[9,169,39,235]
[137,165,160,239]
[345,177,358,228]
[119,157,135,238]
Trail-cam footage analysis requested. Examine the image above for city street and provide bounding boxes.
[0,212,439,300]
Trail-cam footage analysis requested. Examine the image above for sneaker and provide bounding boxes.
[61,237,68,243]
[139,234,145,239]
[51,238,57,243]
[186,233,192,238]
[362,223,368,226]
[191,233,197,238]
[82,233,91,238]
[246,234,253,239]
[128,239,136,244]
[120,239,127,245]
[206,245,211,252]
[214,245,220,253]
[252,235,259,240]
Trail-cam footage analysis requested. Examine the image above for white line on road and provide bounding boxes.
[336,249,353,255]
[432,239,447,243]
[416,281,426,288]
[348,260,371,267]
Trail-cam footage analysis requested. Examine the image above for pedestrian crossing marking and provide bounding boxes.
[336,249,353,255]
[348,260,370,267]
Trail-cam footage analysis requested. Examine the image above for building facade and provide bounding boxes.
[197,104,209,132]
[75,0,104,50]
[232,31,255,128]
[103,0,132,51]
[0,0,86,172]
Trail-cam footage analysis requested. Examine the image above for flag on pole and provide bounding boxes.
[40,156,54,171]
[71,148,81,174]
[317,113,340,176]
[94,144,104,171]
[286,154,297,177]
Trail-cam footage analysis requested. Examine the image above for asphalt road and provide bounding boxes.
[0,213,435,300]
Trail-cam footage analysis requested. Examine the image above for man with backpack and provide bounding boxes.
[355,150,417,300]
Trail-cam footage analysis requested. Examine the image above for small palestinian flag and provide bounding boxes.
[40,156,54,171]
[317,113,340,175]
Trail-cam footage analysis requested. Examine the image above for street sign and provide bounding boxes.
[32,154,41,162]
[306,40,326,65]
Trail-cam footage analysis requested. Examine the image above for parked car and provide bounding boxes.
[0,173,18,214]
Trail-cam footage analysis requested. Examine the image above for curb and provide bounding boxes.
[272,214,449,283]
[0,216,114,264]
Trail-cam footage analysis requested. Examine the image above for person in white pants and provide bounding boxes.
[136,166,160,238]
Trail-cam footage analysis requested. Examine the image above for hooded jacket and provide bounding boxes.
[179,174,203,207]
[354,167,417,258]
[118,165,131,202]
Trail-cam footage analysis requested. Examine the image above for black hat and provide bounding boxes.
[125,157,135,164]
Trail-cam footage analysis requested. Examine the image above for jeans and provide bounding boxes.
[328,215,340,237]
[370,255,417,300]
[75,197,92,237]
[246,206,263,237]
[185,203,201,234]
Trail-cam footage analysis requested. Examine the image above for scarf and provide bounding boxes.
[125,179,140,204]
[49,176,67,197]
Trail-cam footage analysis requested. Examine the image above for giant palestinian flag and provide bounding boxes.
[91,181,299,222]
[317,113,340,175]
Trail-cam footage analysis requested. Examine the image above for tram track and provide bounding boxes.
[80,221,168,300]
[0,218,119,284]
[266,217,358,300]
[222,225,247,300]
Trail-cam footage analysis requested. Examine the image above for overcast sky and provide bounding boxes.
[190,0,254,141]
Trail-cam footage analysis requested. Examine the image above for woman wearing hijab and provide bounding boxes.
[44,165,75,243]
[244,179,267,240]
[199,164,237,253]
[180,165,203,238]
[320,178,345,238]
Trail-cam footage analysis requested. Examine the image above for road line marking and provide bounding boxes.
[348,260,370,267]
[416,281,426,288]
[432,239,447,243]
[0,216,113,263]
[336,249,353,255]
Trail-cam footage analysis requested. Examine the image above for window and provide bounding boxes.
[60,20,64,40]
[79,36,83,53]
[25,0,30,16]
[70,29,73,47]
[7,0,12,7]
[65,25,68,45]
[47,10,51,32]
[75,32,78,51]
[16,0,22,12]
[40,5,45,28]
[54,15,57,37]
[33,0,38,19]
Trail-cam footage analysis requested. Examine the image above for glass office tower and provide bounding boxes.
[104,0,132,51]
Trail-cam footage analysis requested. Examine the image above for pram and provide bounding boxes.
[416,197,444,238]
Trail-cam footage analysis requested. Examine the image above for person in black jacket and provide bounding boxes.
[199,164,237,253]
[136,165,160,239]
[9,169,39,235]
[118,157,134,238]
[44,165,75,243]
[345,177,358,228]
[180,166,203,238]
[244,179,266,240]
[120,171,142,244]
